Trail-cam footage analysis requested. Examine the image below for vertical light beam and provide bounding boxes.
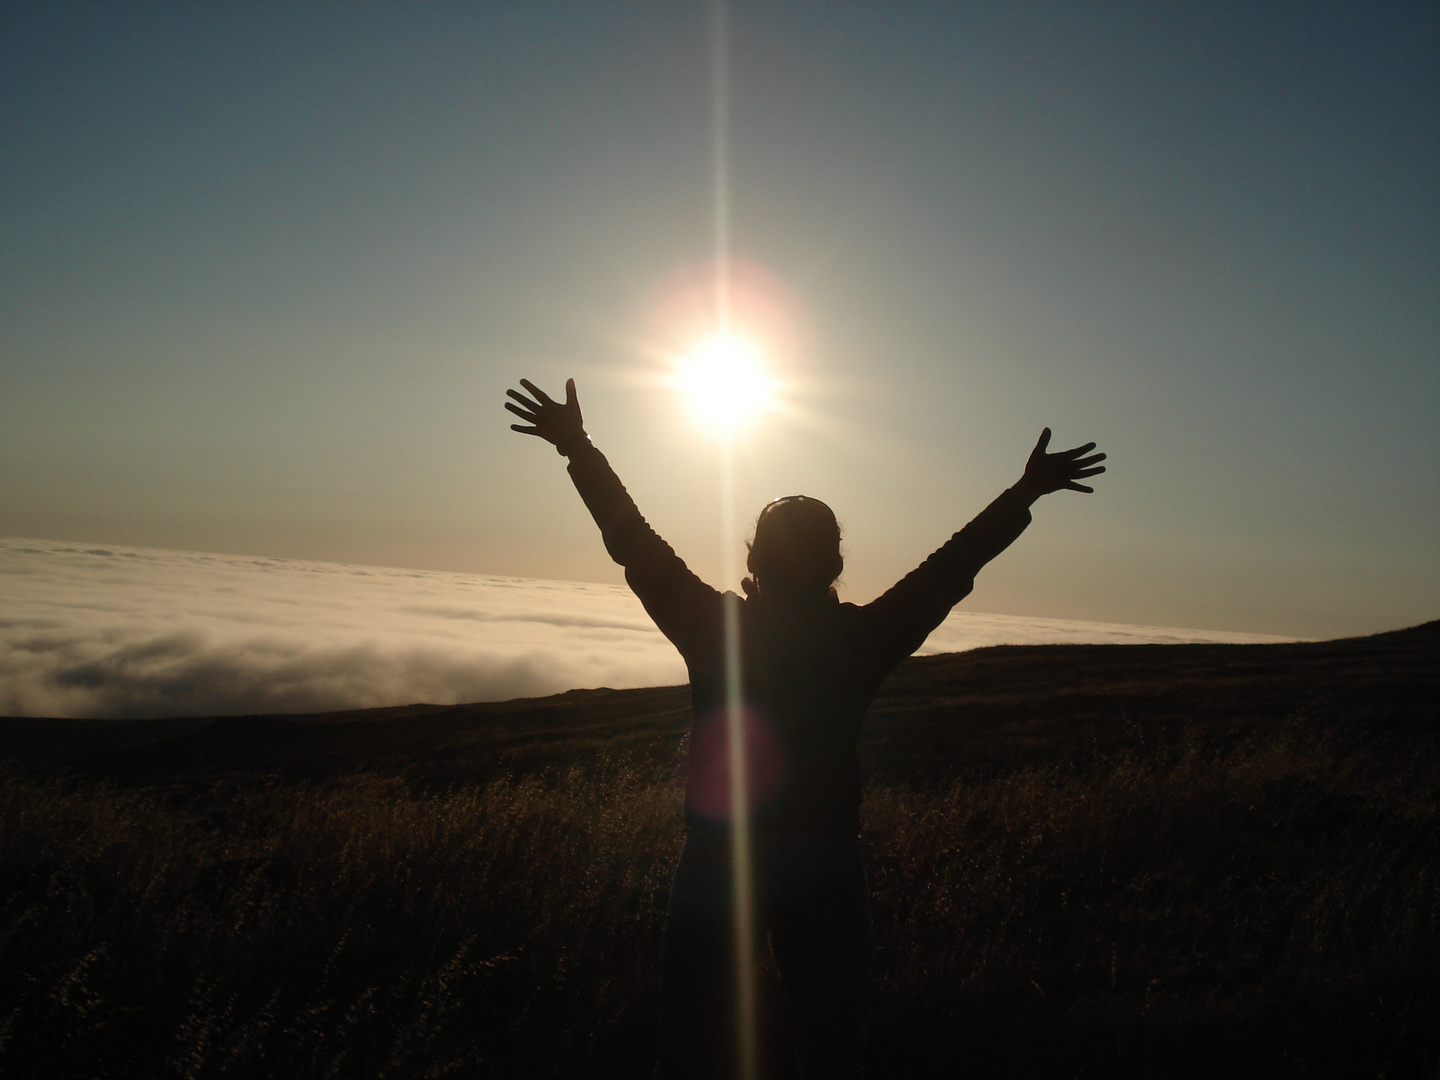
[720,443,756,1080]
[711,3,757,1079]
[712,0,731,337]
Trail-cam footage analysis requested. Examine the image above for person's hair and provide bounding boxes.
[743,495,843,598]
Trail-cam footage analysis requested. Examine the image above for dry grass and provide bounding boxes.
[863,705,1438,1077]
[1,630,1436,1077]
[0,769,683,1079]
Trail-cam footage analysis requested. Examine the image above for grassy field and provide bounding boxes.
[1,623,1436,1078]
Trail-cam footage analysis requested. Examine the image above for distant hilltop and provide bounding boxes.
[2,620,1432,786]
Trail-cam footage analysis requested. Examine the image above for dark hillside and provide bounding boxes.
[0,684,693,786]
[0,623,1436,1078]
[3,621,1434,789]
[864,619,1439,784]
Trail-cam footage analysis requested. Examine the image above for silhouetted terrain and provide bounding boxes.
[1,623,1436,1078]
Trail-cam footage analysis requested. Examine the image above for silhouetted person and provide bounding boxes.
[505,378,1105,1079]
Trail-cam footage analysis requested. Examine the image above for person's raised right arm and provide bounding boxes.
[505,379,718,654]
[864,427,1106,666]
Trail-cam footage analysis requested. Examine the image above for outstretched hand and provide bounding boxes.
[1015,428,1107,501]
[505,378,587,455]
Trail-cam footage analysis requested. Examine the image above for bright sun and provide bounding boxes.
[674,334,776,434]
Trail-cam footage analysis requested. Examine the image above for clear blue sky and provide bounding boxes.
[2,2,1436,639]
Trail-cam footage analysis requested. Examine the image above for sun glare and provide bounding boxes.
[675,334,776,435]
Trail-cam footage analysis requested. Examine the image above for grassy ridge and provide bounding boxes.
[1,625,1436,1078]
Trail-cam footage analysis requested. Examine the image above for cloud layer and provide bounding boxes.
[1,537,1298,719]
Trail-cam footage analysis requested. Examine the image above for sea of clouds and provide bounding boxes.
[1,536,1298,719]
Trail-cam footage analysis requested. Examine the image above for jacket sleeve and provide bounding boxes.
[565,440,720,659]
[862,487,1033,668]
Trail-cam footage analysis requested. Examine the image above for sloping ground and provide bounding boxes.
[0,684,692,785]
[864,619,1439,784]
[0,622,1434,1078]
[2,620,1435,789]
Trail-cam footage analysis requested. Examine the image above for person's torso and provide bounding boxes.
[680,595,892,833]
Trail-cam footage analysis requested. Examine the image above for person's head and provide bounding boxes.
[744,495,843,599]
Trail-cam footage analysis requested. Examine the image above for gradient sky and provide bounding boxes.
[2,3,1436,640]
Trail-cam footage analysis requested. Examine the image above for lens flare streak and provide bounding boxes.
[710,5,757,1076]
[720,443,757,1080]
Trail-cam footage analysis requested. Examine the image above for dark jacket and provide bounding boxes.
[566,441,1032,834]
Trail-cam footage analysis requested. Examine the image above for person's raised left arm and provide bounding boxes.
[506,377,591,457]
[505,379,719,655]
